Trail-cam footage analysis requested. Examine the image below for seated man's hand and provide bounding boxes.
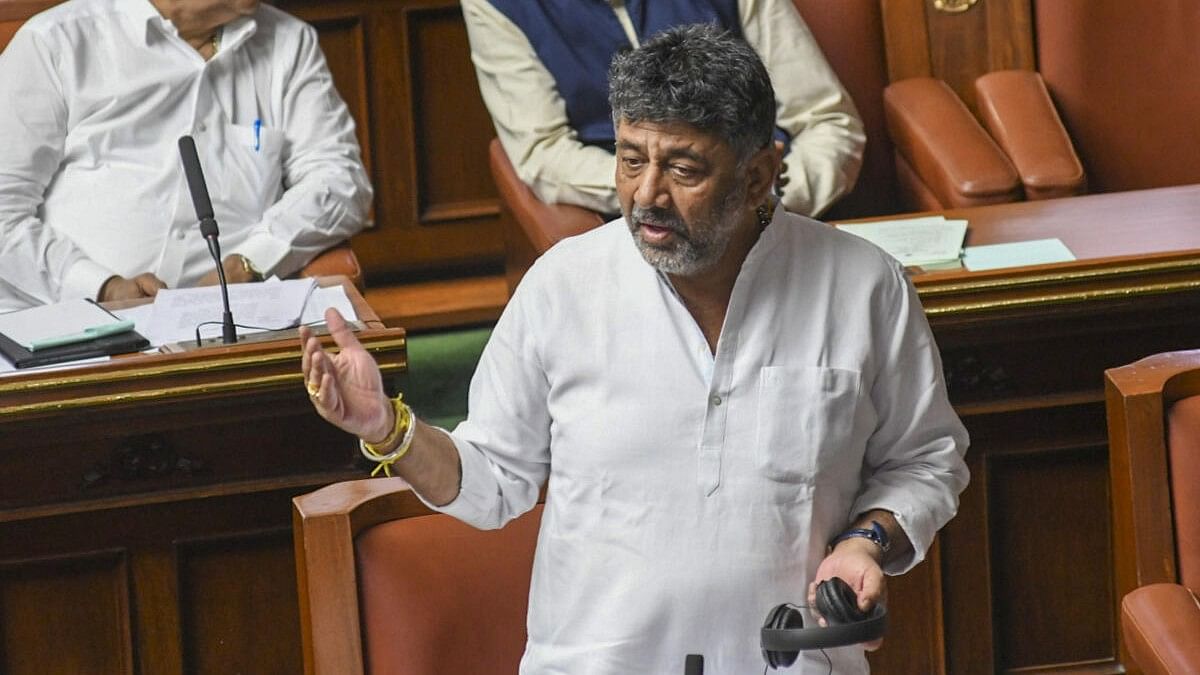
[807,538,886,650]
[98,273,167,302]
[197,254,261,287]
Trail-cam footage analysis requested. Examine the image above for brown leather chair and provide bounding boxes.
[299,241,365,292]
[1106,350,1200,673]
[293,478,542,674]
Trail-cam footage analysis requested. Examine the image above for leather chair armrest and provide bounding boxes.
[488,138,604,255]
[883,77,1020,209]
[299,241,364,292]
[975,70,1086,200]
[1121,583,1200,675]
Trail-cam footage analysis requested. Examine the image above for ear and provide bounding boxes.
[742,143,781,206]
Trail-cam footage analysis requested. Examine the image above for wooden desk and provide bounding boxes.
[0,278,405,675]
[863,185,1200,674]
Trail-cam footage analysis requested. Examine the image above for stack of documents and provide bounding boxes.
[837,216,968,269]
[0,298,149,369]
[113,278,359,348]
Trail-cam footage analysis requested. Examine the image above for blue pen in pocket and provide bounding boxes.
[253,119,262,152]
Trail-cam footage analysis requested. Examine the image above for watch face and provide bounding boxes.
[869,520,890,551]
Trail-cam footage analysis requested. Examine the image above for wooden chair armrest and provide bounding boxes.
[292,478,433,675]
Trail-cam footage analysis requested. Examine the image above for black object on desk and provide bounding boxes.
[0,329,149,369]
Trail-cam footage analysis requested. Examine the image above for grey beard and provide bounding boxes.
[627,184,747,276]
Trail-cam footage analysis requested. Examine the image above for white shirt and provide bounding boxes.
[429,209,970,673]
[462,0,866,217]
[0,0,372,311]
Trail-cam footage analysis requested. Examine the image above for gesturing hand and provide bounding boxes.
[300,308,393,443]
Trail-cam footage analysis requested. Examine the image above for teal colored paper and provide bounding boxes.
[963,238,1075,271]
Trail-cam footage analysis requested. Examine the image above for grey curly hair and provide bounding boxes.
[607,23,776,164]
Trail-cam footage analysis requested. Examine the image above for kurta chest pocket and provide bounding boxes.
[218,123,286,212]
[755,366,861,483]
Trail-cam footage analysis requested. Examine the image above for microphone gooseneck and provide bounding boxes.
[178,135,237,344]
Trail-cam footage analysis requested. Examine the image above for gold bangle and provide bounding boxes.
[360,394,415,476]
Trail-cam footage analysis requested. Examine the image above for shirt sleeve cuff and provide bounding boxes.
[412,427,508,529]
[851,497,934,576]
[231,233,291,279]
[61,258,119,302]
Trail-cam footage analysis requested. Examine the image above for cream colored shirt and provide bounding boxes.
[427,208,969,673]
[462,0,866,216]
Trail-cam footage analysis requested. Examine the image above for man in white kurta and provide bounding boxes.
[0,0,372,311]
[433,205,967,673]
[300,24,967,674]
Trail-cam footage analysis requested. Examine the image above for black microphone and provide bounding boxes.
[178,135,237,344]
[684,654,704,675]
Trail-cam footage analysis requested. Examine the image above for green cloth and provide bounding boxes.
[394,326,492,430]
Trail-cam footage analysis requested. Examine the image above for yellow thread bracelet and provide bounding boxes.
[359,394,415,477]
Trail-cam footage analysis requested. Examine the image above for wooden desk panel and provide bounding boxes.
[861,186,1200,674]
[0,280,406,675]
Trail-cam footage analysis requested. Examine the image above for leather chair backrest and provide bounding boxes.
[793,0,896,218]
[0,21,19,51]
[1168,396,1200,590]
[355,504,543,674]
[1035,1,1200,193]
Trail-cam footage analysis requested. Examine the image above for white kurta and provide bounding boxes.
[0,0,372,310]
[430,209,969,673]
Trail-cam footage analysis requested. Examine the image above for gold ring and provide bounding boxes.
[306,380,321,399]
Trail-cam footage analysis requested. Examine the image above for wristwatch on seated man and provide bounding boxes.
[238,254,264,282]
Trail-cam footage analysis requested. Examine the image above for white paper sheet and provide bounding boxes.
[141,278,318,346]
[0,298,126,350]
[837,217,968,267]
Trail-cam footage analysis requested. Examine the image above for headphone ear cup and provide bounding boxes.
[761,603,804,669]
[816,577,868,624]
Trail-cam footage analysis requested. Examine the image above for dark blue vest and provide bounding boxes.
[488,0,742,151]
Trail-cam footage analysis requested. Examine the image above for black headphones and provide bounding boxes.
[760,576,887,669]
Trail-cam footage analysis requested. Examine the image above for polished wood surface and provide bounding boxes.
[852,186,1200,674]
[1105,349,1200,672]
[0,279,406,675]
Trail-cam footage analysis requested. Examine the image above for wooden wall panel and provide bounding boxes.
[991,446,1114,671]
[881,0,932,82]
[0,552,132,675]
[408,6,500,224]
[310,16,372,183]
[867,549,947,674]
[179,531,301,675]
[277,1,508,282]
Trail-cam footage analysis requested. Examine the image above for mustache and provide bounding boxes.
[630,206,687,235]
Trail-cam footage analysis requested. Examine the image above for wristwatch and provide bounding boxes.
[830,520,891,553]
[238,255,264,281]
